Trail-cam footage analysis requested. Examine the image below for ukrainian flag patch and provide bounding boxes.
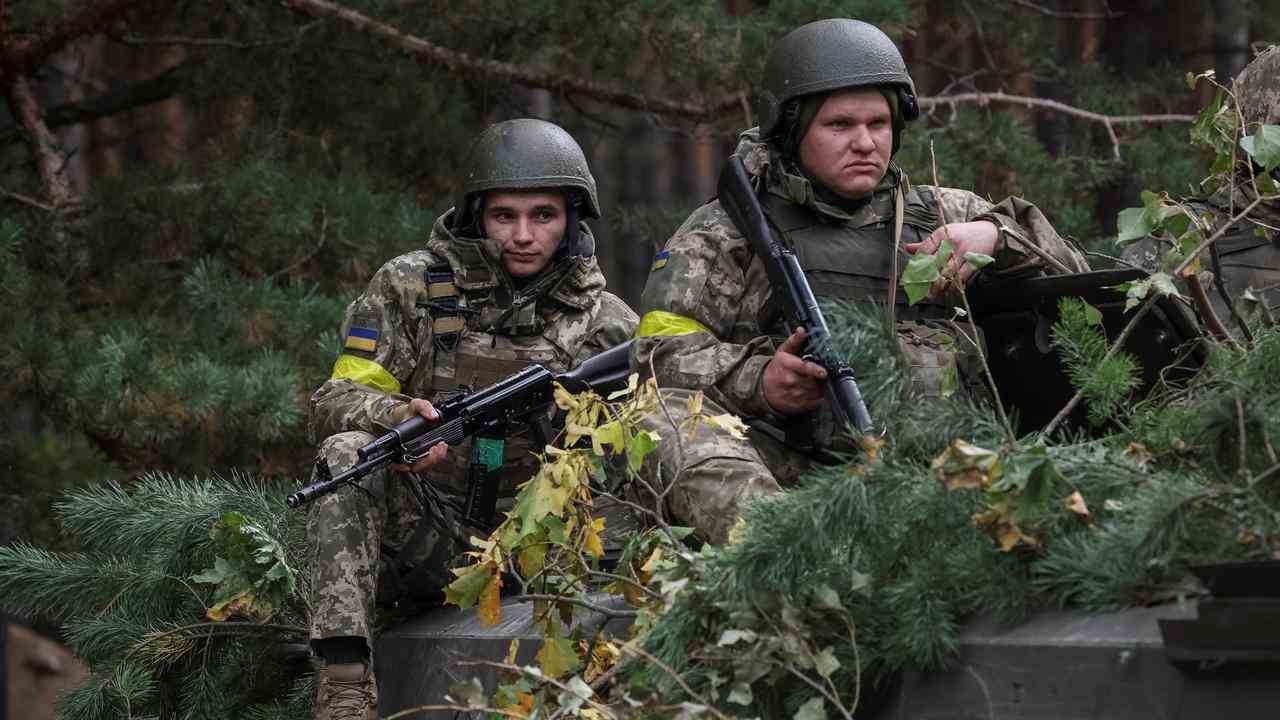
[344,326,379,353]
[650,250,670,271]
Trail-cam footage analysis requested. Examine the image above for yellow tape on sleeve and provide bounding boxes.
[329,354,401,395]
[635,310,712,338]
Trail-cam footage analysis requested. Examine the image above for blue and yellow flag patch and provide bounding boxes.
[650,250,670,271]
[344,326,379,353]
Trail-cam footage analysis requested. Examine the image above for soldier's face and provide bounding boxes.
[482,190,568,277]
[798,88,893,201]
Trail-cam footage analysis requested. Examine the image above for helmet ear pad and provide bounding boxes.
[897,86,920,123]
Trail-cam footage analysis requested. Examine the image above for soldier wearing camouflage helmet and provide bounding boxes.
[1124,46,1280,332]
[632,18,1089,545]
[305,118,636,720]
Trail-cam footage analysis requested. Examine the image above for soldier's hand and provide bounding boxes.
[391,398,448,473]
[763,327,827,416]
[904,220,999,298]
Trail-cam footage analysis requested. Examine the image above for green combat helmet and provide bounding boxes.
[755,18,920,152]
[456,118,601,225]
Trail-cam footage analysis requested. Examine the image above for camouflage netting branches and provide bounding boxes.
[622,302,1280,720]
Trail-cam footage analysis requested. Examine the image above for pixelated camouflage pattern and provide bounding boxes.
[308,213,637,643]
[636,130,1087,420]
[1235,46,1280,129]
[308,431,432,643]
[633,131,1085,543]
[635,388,814,545]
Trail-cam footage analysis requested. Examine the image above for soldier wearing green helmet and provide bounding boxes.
[632,18,1089,545]
[304,118,636,720]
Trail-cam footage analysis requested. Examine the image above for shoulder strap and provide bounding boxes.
[417,262,469,352]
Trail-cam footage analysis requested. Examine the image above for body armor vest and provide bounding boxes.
[757,185,948,334]
[411,236,592,500]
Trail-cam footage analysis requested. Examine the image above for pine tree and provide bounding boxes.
[0,474,312,720]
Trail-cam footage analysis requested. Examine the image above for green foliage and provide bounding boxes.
[1050,297,1141,426]
[191,511,298,621]
[625,308,1280,718]
[0,475,311,720]
[1240,124,1280,173]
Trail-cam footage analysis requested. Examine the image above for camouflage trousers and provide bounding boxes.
[636,323,987,545]
[636,388,816,546]
[307,431,465,648]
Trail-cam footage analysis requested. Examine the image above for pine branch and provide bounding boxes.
[920,91,1195,160]
[1040,196,1269,440]
[280,0,742,120]
[0,544,170,619]
[0,61,199,147]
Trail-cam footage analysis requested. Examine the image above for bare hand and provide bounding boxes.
[904,220,999,299]
[390,398,448,473]
[762,327,828,416]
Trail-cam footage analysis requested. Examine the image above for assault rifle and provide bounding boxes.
[717,155,875,436]
[286,341,634,516]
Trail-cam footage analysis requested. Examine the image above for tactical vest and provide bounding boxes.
[756,185,948,334]
[1203,204,1280,320]
[411,237,586,499]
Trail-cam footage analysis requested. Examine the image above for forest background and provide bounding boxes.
[2,0,1279,587]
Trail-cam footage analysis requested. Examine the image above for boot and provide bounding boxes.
[314,661,377,720]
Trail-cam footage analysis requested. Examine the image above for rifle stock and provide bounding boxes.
[717,155,875,436]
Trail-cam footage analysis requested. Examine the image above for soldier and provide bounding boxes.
[633,19,1089,545]
[306,119,637,720]
[1124,46,1280,333]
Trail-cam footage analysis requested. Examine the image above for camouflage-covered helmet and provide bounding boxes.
[1234,46,1280,130]
[755,18,920,139]
[457,118,600,220]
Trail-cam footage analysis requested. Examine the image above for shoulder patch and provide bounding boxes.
[344,324,379,353]
[650,250,670,271]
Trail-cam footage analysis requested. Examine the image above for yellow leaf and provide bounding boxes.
[592,420,625,456]
[703,413,748,439]
[932,439,1002,491]
[565,422,596,447]
[584,638,621,683]
[478,570,503,627]
[505,638,520,665]
[726,516,748,545]
[861,434,886,460]
[1124,442,1153,468]
[518,541,547,577]
[206,589,259,622]
[1064,490,1091,518]
[972,505,1039,552]
[686,390,704,417]
[607,372,640,400]
[582,517,606,559]
[640,546,664,575]
[554,383,579,411]
[536,621,582,679]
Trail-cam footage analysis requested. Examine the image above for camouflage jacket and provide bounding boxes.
[310,210,638,495]
[635,131,1089,420]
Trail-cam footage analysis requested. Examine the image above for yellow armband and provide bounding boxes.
[635,310,712,338]
[329,354,401,394]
